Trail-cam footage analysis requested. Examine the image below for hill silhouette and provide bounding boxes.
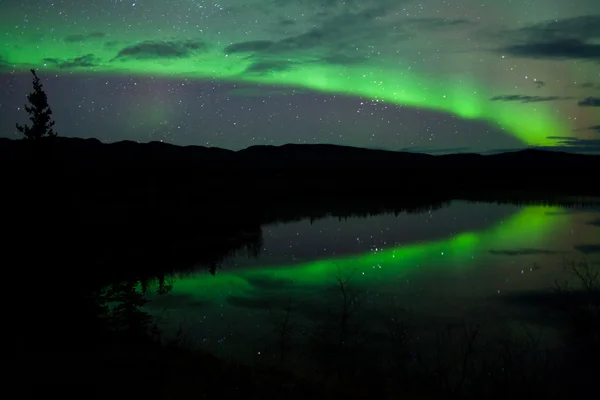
[2,138,598,227]
[1,136,598,169]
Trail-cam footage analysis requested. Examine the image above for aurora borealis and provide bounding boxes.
[1,0,599,152]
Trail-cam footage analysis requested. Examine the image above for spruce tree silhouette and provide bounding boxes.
[16,69,57,140]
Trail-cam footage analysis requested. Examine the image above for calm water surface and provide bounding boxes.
[146,201,600,361]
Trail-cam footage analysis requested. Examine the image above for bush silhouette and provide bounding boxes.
[16,69,57,139]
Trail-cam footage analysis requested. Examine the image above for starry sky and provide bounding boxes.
[0,0,599,153]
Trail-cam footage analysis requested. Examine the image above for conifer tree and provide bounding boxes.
[16,69,57,139]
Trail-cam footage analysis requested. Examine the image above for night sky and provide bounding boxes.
[0,0,599,153]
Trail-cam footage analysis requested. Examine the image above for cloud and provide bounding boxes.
[490,95,573,103]
[224,5,472,72]
[515,15,600,42]
[224,40,274,54]
[589,125,600,134]
[104,40,119,48]
[112,40,207,61]
[399,146,471,154]
[499,15,600,60]
[577,82,600,90]
[588,218,600,227]
[227,87,309,97]
[489,248,564,256]
[64,32,106,43]
[274,7,394,52]
[578,97,600,107]
[502,38,600,60]
[545,209,600,216]
[43,54,100,69]
[544,136,600,153]
[574,244,600,254]
[223,6,409,67]
[244,60,296,75]
[486,137,600,154]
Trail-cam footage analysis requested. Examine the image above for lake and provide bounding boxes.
[145,200,600,366]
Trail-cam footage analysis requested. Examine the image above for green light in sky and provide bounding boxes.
[1,27,570,146]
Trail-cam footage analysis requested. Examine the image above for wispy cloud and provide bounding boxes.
[399,146,471,154]
[578,97,600,107]
[574,244,600,254]
[489,248,564,256]
[43,54,100,69]
[545,136,600,153]
[587,218,600,227]
[112,40,207,61]
[490,94,573,103]
[498,15,600,60]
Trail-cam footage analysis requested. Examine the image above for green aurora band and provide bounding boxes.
[165,205,565,300]
[1,25,569,146]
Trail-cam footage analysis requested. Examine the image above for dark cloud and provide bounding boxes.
[274,7,390,53]
[484,137,600,154]
[502,38,600,60]
[104,40,119,48]
[578,82,600,90]
[399,146,471,154]
[224,40,274,54]
[578,97,600,107]
[516,15,600,42]
[43,54,100,69]
[499,16,600,60]
[64,31,106,43]
[244,60,296,74]
[587,218,600,227]
[489,248,564,256]
[490,95,573,103]
[544,136,600,153]
[589,126,600,134]
[224,6,409,65]
[544,207,600,216]
[574,244,600,254]
[227,87,309,97]
[112,40,206,61]
[224,7,471,72]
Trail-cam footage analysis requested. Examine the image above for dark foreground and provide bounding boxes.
[5,137,599,398]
